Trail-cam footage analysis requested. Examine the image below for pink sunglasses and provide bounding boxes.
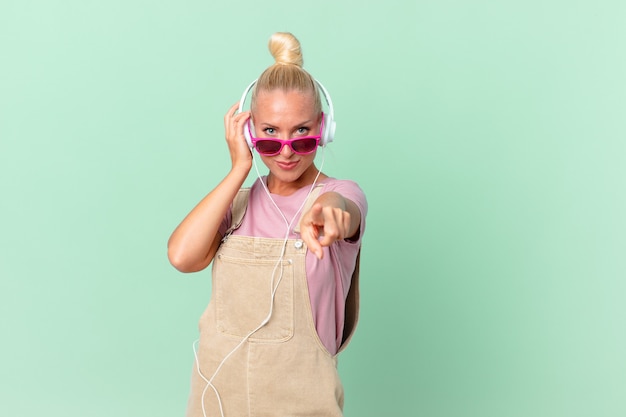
[248,115,325,156]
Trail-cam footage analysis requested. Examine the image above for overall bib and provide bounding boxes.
[186,187,361,417]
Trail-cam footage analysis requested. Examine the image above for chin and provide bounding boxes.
[272,170,306,184]
[264,157,317,187]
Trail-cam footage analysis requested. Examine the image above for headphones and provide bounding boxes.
[237,78,337,149]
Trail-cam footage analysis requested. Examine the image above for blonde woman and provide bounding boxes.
[168,32,367,417]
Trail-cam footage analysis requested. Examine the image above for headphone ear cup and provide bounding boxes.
[238,79,257,150]
[321,113,336,146]
[244,120,253,149]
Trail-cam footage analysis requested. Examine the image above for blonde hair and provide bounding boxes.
[251,32,322,114]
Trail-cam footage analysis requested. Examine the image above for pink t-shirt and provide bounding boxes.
[219,177,367,355]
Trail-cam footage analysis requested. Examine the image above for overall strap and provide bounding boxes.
[223,187,250,239]
[338,249,361,352]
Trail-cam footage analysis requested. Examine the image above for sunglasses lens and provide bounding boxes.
[255,140,282,155]
[291,138,318,154]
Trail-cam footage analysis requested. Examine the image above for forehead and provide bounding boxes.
[252,89,317,122]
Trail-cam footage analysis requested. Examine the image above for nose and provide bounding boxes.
[279,140,294,157]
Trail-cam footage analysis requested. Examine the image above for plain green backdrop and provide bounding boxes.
[1,0,625,416]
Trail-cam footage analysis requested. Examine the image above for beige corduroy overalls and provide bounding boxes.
[186,187,361,417]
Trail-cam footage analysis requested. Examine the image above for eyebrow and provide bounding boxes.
[257,120,314,128]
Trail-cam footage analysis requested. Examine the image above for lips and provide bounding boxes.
[276,161,298,170]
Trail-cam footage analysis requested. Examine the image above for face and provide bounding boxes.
[251,89,323,195]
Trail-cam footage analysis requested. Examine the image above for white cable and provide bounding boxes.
[192,339,225,417]
[251,149,325,229]
[194,147,327,417]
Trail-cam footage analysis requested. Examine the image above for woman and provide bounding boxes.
[168,32,367,417]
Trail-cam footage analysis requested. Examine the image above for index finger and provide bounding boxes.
[226,102,240,116]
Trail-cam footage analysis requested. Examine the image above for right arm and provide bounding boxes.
[167,103,251,273]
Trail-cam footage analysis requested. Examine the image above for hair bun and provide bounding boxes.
[268,32,303,67]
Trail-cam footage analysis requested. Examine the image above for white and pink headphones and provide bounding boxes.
[237,78,337,149]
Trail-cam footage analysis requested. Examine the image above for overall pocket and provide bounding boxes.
[213,253,294,342]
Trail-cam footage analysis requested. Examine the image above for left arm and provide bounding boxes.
[298,191,362,259]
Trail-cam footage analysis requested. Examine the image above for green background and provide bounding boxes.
[1,1,625,416]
